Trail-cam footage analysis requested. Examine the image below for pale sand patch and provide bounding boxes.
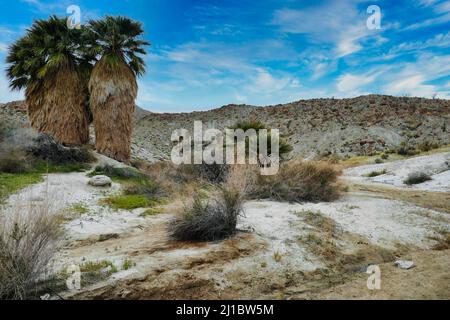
[343,152,450,192]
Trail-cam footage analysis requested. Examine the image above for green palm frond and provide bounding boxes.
[5,15,87,90]
[84,16,150,76]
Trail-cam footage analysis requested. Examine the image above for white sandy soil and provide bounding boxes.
[344,152,450,192]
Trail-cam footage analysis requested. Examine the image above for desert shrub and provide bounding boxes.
[418,141,439,152]
[0,150,30,173]
[231,120,293,158]
[123,178,166,200]
[365,169,387,177]
[403,172,432,185]
[431,229,450,251]
[170,166,248,242]
[250,160,340,202]
[397,141,419,156]
[27,133,94,165]
[1,127,93,175]
[185,163,229,184]
[170,188,244,242]
[0,203,60,299]
[0,118,16,142]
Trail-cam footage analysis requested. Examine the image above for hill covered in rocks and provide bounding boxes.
[2,94,449,163]
[132,95,450,162]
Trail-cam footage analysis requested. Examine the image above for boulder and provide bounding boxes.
[88,175,112,187]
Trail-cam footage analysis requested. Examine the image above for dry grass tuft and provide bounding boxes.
[0,202,60,299]
[251,160,341,202]
[169,165,250,242]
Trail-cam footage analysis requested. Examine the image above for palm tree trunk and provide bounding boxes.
[89,58,137,164]
[26,68,89,146]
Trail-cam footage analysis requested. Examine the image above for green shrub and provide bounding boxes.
[231,121,293,157]
[403,172,432,185]
[365,169,387,177]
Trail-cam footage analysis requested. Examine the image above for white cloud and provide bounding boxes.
[380,53,450,98]
[336,73,376,92]
[272,0,373,57]
[384,74,436,97]
[246,68,300,94]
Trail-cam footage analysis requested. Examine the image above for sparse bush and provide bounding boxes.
[431,229,450,251]
[123,178,165,200]
[0,150,30,173]
[185,163,229,184]
[0,202,60,299]
[403,172,432,185]
[397,141,419,156]
[231,120,293,158]
[365,169,387,177]
[170,187,244,242]
[418,141,439,152]
[250,160,340,202]
[374,158,383,164]
[170,166,248,242]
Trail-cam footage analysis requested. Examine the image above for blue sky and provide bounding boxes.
[0,0,449,112]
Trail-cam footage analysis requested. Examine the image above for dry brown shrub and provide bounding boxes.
[251,159,341,202]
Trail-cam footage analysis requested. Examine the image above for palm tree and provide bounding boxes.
[86,16,149,163]
[6,16,90,145]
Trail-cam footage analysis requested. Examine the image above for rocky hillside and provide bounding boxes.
[2,95,449,162]
[133,95,450,161]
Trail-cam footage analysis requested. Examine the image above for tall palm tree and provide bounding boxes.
[86,16,149,163]
[6,16,91,145]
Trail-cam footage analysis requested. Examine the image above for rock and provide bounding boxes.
[88,175,112,187]
[394,260,415,270]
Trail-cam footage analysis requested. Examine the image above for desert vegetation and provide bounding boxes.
[6,15,149,163]
[85,16,149,163]
[249,160,341,203]
[0,202,60,299]
[6,16,90,146]
[404,172,432,185]
[0,119,94,201]
[170,166,249,242]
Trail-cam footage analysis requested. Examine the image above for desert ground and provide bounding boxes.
[3,151,449,300]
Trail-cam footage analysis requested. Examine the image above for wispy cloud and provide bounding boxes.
[271,0,377,57]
